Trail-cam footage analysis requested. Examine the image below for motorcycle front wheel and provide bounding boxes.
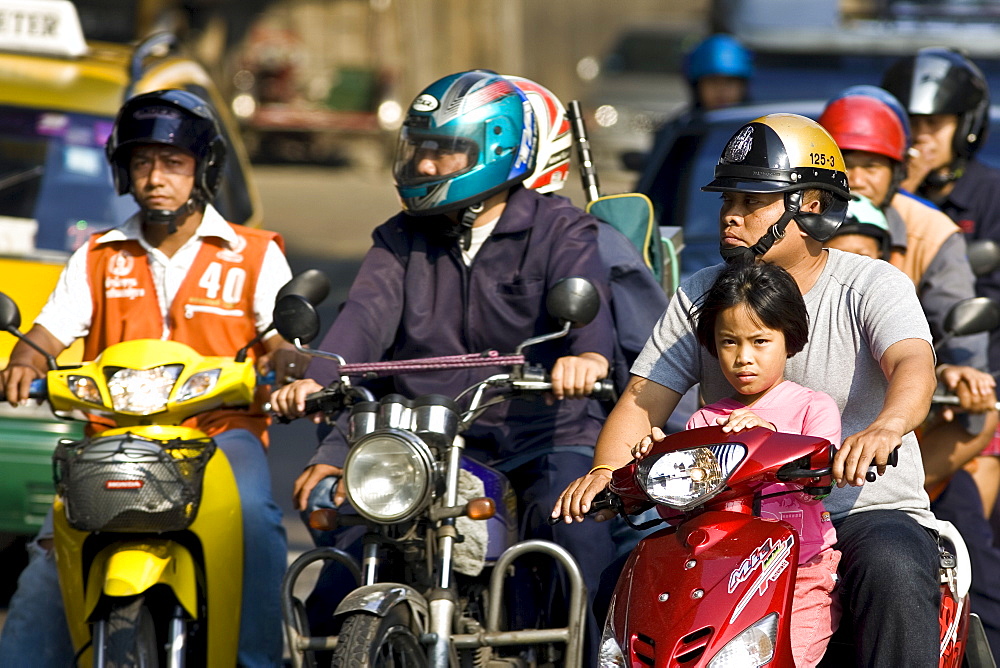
[96,595,160,668]
[331,607,426,667]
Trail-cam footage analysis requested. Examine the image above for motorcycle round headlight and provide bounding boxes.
[344,430,434,523]
[638,443,746,511]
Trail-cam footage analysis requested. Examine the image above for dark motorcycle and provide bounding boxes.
[272,277,612,668]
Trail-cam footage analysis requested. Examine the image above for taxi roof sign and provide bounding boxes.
[0,0,86,58]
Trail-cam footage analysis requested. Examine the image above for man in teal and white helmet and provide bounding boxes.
[393,69,538,247]
[271,70,616,664]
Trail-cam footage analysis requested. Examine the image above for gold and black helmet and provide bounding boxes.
[703,114,850,243]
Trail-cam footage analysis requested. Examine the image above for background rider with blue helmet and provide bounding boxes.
[270,69,616,663]
[683,32,754,111]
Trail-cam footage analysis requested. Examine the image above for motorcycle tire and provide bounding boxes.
[330,607,426,668]
[101,596,161,668]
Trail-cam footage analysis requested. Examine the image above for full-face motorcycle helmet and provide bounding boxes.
[393,70,538,216]
[881,47,990,164]
[107,89,227,203]
[819,92,908,207]
[504,75,571,194]
[702,113,850,261]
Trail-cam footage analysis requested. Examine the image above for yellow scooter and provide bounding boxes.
[0,271,328,666]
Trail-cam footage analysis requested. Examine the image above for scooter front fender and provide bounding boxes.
[334,583,429,621]
[84,540,198,620]
[611,510,798,665]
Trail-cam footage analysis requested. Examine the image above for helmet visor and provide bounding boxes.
[394,128,479,187]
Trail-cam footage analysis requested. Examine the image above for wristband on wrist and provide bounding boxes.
[588,464,615,475]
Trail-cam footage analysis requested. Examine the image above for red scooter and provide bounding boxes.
[592,425,992,667]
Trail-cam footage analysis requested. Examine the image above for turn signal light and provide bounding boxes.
[465,497,495,520]
[309,508,340,531]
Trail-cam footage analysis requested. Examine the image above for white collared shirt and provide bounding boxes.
[35,205,292,345]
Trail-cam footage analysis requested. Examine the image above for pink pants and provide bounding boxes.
[790,548,842,668]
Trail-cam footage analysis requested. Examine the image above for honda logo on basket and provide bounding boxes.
[105,480,144,490]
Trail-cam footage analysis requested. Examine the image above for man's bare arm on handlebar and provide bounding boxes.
[552,376,680,524]
[833,338,936,487]
[1,324,67,406]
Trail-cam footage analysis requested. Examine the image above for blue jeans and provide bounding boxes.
[0,429,286,668]
[819,509,940,667]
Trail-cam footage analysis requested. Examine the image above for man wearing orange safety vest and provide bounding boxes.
[0,89,290,667]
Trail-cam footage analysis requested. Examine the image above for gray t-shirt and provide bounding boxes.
[632,249,937,528]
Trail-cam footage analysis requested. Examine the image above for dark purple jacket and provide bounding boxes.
[307,187,615,469]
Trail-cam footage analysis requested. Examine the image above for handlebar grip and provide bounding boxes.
[933,393,1000,411]
[302,390,336,416]
[864,445,900,483]
[591,379,617,402]
[0,378,47,404]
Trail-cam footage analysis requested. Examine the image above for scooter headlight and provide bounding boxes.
[105,365,183,414]
[344,430,434,523]
[707,612,777,667]
[638,443,746,511]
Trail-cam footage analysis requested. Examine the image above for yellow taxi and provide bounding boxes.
[0,0,263,567]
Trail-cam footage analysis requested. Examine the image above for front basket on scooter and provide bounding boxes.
[53,433,216,533]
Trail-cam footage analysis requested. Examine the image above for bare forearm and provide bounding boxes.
[592,376,680,467]
[877,342,936,436]
[7,325,66,372]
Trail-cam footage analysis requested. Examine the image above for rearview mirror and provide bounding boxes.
[0,293,21,333]
[273,294,321,344]
[967,239,1000,278]
[943,297,1000,339]
[546,277,600,327]
[277,269,331,306]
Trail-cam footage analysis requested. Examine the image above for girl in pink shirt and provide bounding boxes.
[634,262,842,668]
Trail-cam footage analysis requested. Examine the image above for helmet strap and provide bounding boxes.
[458,202,484,251]
[721,190,800,263]
[141,196,203,234]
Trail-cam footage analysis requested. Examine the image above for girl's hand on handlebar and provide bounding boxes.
[718,408,776,434]
[631,426,667,460]
[549,352,609,401]
[552,467,616,524]
[269,378,325,421]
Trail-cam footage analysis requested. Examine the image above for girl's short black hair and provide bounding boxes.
[692,262,809,357]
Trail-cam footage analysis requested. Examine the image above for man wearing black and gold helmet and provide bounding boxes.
[557,114,941,666]
[702,113,850,264]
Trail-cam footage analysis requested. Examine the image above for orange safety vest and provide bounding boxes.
[84,223,285,443]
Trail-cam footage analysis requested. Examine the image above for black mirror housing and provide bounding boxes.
[277,269,331,306]
[546,277,600,327]
[273,294,321,344]
[0,293,22,333]
[943,297,1000,338]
